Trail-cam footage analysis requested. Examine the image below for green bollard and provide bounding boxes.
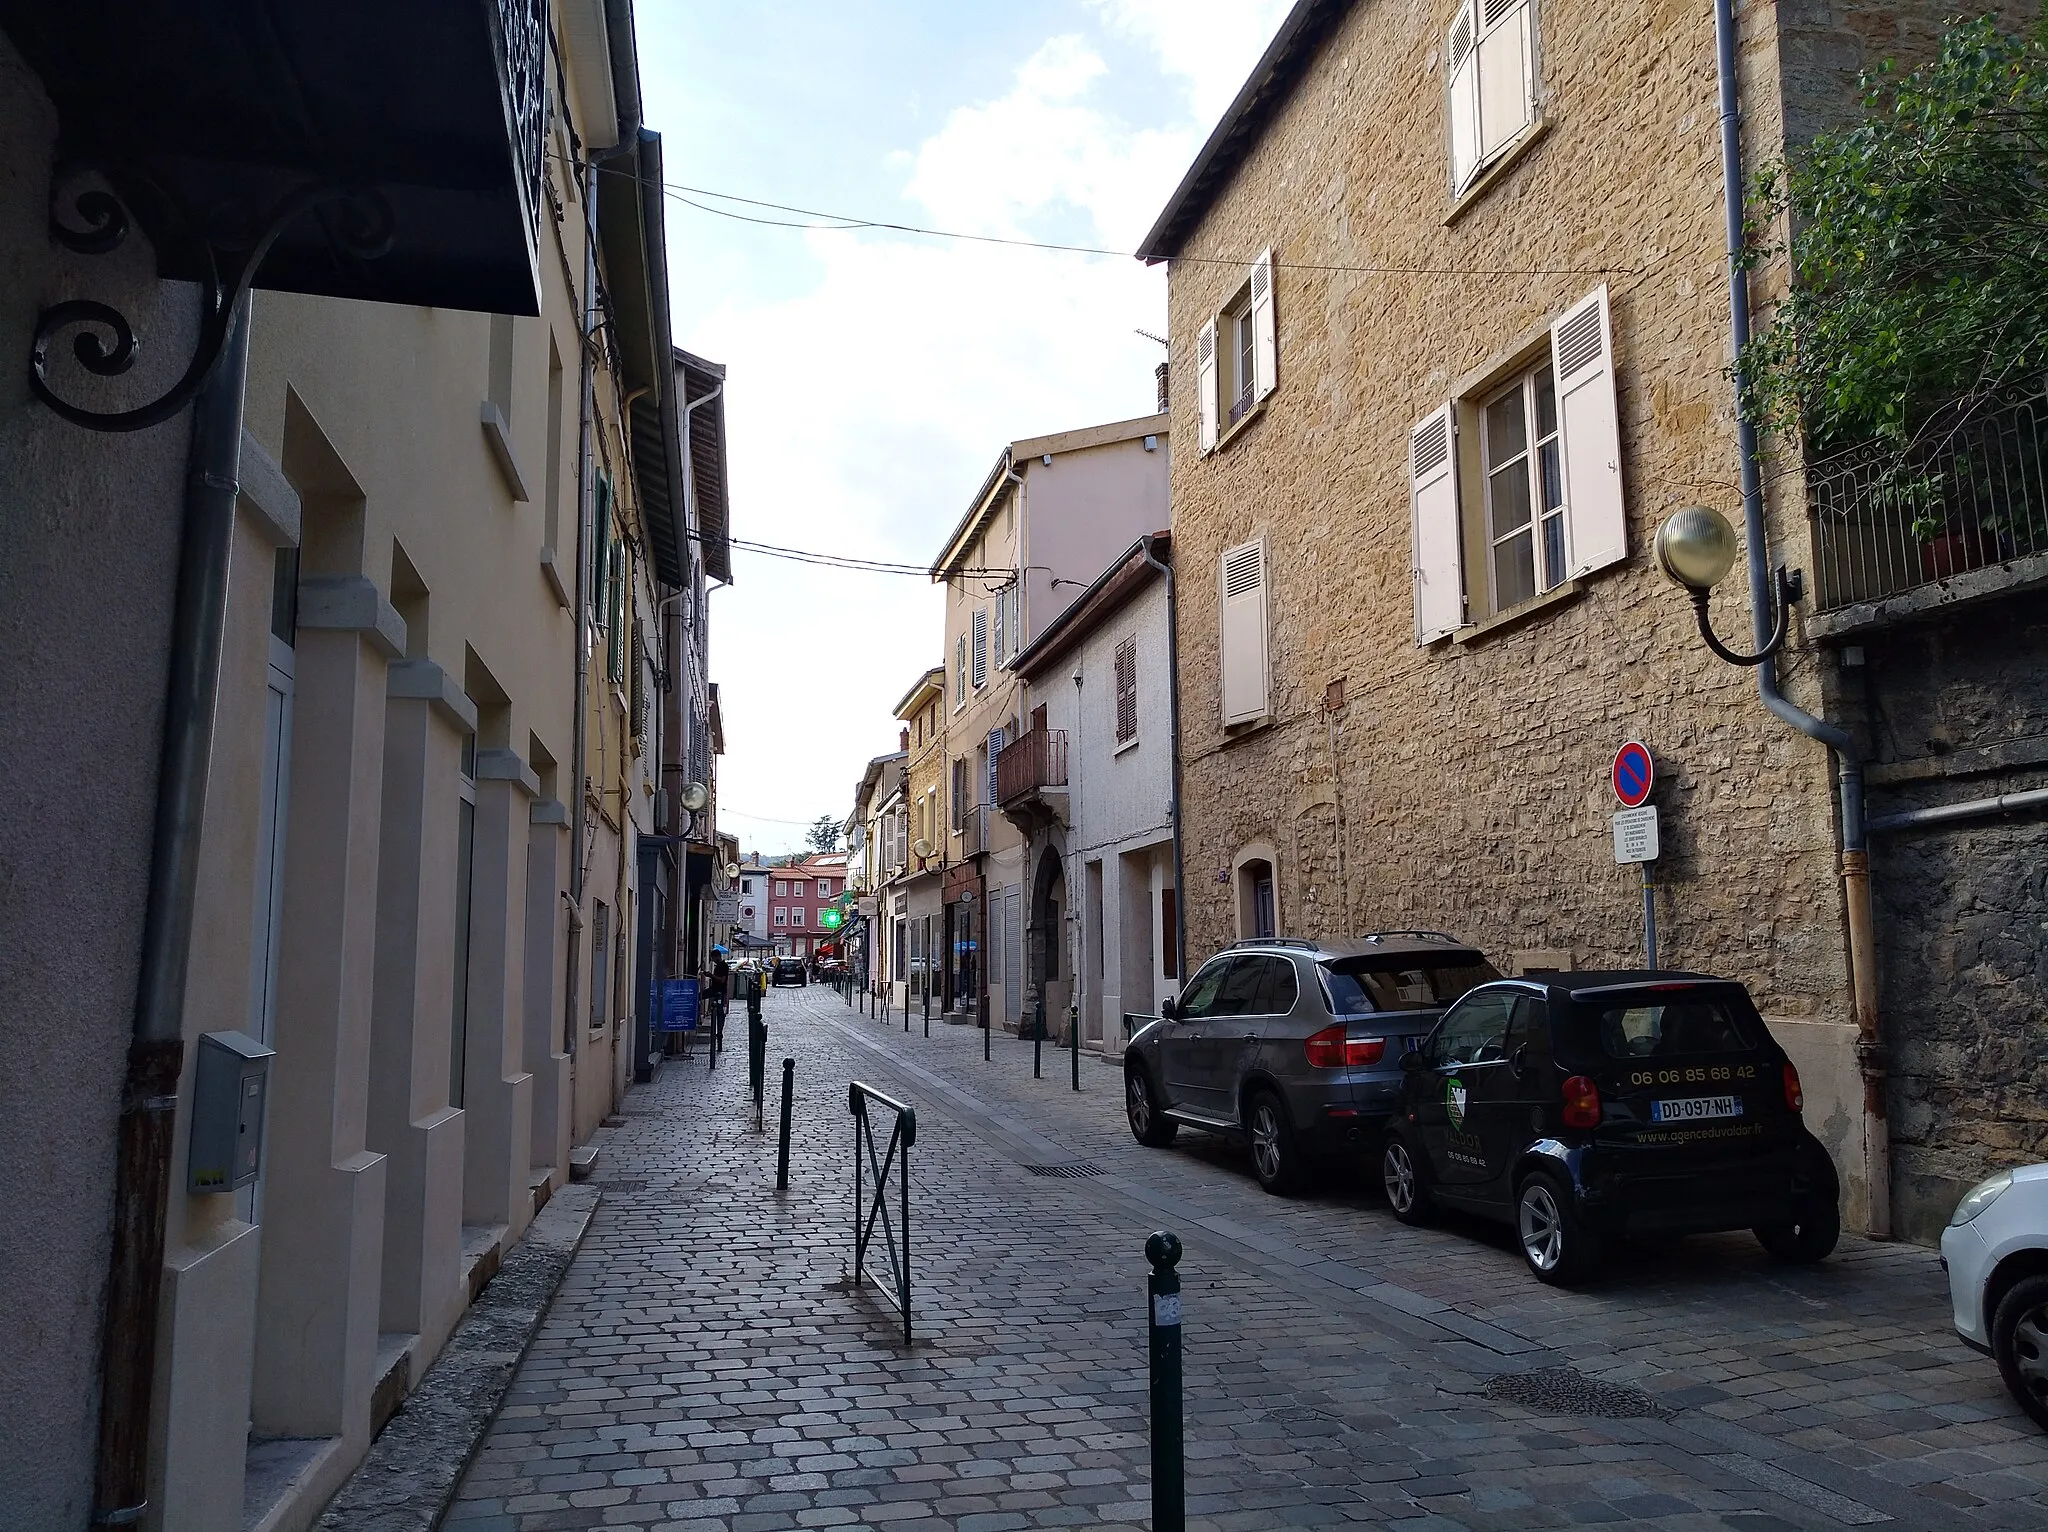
[1147,1231,1185,1532]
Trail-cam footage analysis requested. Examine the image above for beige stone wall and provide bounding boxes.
[1163,0,1877,1020]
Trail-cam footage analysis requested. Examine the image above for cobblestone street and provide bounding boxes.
[447,986,2048,1531]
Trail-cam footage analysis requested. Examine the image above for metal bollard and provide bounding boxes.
[903,981,910,1033]
[776,1057,795,1189]
[1071,1003,1080,1091]
[923,983,930,1038]
[749,1014,767,1130]
[1034,997,1044,1079]
[1147,1231,1185,1532]
[983,1005,990,1062]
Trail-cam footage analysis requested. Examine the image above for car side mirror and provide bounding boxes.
[1399,1049,1425,1072]
[1159,996,1179,1022]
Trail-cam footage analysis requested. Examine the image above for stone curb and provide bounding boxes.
[314,1183,602,1531]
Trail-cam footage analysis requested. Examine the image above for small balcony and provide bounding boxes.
[1808,392,2048,635]
[996,727,1068,827]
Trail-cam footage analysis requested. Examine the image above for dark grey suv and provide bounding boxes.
[1123,933,1499,1194]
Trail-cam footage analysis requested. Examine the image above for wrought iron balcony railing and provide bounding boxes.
[996,728,1068,808]
[1808,392,2048,613]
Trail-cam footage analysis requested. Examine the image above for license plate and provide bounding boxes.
[1651,1095,1742,1123]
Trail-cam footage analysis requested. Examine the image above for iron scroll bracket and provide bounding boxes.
[31,164,395,433]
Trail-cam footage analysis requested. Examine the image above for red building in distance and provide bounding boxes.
[767,852,848,959]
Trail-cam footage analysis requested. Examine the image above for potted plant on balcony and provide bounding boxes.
[1740,16,2048,590]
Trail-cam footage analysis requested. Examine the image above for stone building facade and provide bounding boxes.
[1143,0,2043,1240]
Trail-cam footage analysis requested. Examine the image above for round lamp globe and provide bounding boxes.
[1654,505,1740,590]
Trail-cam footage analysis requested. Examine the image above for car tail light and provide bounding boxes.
[1561,1075,1601,1128]
[1304,1025,1386,1069]
[1783,1062,1804,1113]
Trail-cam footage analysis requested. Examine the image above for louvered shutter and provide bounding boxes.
[1196,319,1219,453]
[1410,404,1464,643]
[986,727,1005,805]
[1476,0,1536,162]
[1249,250,1276,402]
[1551,285,1626,577]
[1114,637,1138,744]
[956,635,966,702]
[1218,540,1269,725]
[992,589,1006,664]
[1446,0,1480,191]
[972,608,988,687]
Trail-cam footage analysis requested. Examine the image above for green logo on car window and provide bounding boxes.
[1445,1075,1467,1132]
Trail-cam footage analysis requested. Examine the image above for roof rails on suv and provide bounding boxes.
[1222,937,1322,952]
[1361,930,1461,945]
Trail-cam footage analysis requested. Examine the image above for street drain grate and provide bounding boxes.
[1483,1367,1673,1420]
[1021,1162,1105,1178]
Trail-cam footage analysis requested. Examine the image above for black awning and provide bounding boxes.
[1,0,549,315]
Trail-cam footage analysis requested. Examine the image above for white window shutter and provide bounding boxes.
[992,591,1005,665]
[1249,250,1276,402]
[972,608,988,687]
[1410,404,1464,643]
[1551,285,1626,577]
[1196,319,1219,453]
[986,727,1005,805]
[1446,0,1480,192]
[1476,0,1535,161]
[1218,539,1269,725]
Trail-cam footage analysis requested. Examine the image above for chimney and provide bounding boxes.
[1154,360,1170,414]
[900,726,910,751]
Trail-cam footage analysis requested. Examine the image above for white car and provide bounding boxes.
[1942,1163,2048,1429]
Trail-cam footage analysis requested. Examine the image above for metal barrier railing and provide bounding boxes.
[849,1080,916,1345]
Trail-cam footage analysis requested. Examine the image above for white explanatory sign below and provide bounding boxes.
[1613,805,1660,865]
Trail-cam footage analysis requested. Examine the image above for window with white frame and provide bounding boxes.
[775,879,787,897]
[774,908,787,927]
[793,908,806,927]
[1409,286,1625,642]
[816,878,831,896]
[1114,636,1139,746]
[1446,0,1537,196]
[1197,250,1276,455]
[971,608,988,688]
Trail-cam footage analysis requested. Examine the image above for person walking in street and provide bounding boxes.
[707,945,732,1049]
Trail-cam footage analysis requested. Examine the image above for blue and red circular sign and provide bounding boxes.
[1612,742,1655,808]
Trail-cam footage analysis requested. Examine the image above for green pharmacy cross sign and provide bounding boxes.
[819,906,843,930]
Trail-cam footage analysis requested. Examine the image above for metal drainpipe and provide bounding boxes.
[1715,0,1889,1235]
[1140,534,1187,984]
[92,294,251,1529]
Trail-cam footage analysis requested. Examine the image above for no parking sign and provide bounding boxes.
[1611,741,1654,808]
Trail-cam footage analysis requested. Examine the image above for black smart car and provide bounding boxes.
[1380,971,1840,1285]
[770,957,807,987]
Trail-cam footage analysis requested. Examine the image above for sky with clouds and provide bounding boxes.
[634,0,1292,854]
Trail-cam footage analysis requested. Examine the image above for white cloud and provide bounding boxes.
[671,9,1290,853]
[1089,0,1298,123]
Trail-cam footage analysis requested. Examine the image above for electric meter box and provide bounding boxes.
[188,1030,275,1194]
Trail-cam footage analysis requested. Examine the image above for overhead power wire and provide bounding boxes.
[683,525,1011,581]
[553,153,1654,279]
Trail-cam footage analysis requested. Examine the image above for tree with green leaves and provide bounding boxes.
[1740,17,2048,455]
[805,813,841,853]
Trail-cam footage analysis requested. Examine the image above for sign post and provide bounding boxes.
[1610,743,1660,968]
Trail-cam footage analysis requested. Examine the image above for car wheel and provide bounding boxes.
[1754,1197,1840,1264]
[1994,1274,2048,1432]
[1516,1169,1601,1286]
[1125,1067,1177,1147]
[1381,1135,1435,1226]
[1246,1090,1304,1196]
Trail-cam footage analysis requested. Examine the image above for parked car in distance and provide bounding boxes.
[1123,933,1500,1194]
[1381,971,1839,1286]
[1942,1163,2048,1430]
[770,957,807,987]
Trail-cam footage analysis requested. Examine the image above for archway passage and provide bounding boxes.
[1029,845,1068,1039]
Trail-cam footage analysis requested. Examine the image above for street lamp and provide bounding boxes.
[1653,504,1804,667]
